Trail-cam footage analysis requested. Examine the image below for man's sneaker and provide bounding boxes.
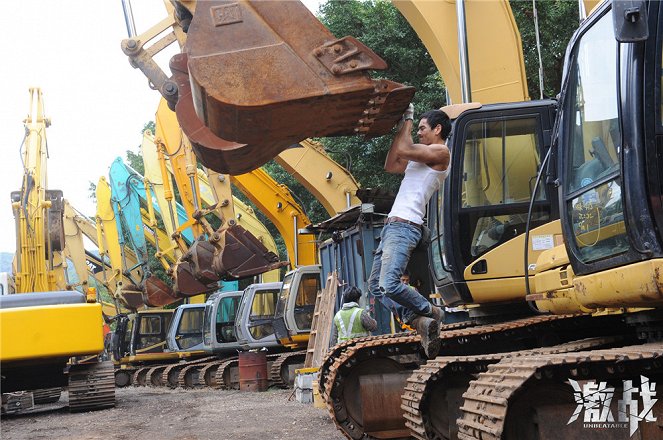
[428,305,444,324]
[411,315,441,359]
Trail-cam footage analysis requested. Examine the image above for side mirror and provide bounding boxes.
[613,0,649,42]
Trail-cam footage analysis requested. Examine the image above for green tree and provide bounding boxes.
[510,0,579,99]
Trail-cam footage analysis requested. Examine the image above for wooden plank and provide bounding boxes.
[304,271,338,368]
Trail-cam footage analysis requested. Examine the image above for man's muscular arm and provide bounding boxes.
[389,120,450,171]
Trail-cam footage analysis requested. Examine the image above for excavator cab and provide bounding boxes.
[113,310,174,360]
[166,303,206,351]
[545,1,663,309]
[429,101,558,315]
[234,282,283,351]
[272,266,321,349]
[202,290,243,353]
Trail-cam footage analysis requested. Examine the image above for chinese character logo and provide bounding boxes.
[568,376,657,436]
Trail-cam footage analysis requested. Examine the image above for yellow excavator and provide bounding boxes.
[1,88,115,413]
[317,2,663,440]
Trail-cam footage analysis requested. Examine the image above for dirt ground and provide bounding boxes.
[1,387,346,440]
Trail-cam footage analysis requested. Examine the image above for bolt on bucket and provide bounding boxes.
[239,351,268,392]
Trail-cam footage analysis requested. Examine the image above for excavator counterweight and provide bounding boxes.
[169,0,414,174]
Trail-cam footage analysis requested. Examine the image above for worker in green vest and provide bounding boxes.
[330,286,377,345]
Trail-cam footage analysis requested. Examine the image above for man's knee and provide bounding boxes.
[379,275,403,299]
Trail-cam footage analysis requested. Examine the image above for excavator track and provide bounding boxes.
[147,366,168,387]
[269,351,306,388]
[32,387,62,404]
[457,342,663,440]
[214,358,240,390]
[323,314,633,439]
[319,322,474,398]
[68,361,115,412]
[161,356,216,388]
[132,366,151,387]
[401,336,625,440]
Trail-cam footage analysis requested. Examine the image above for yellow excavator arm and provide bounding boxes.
[11,88,67,293]
[275,139,360,216]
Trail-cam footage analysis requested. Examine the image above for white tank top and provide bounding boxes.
[388,161,449,225]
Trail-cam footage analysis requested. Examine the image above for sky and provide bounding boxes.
[0,0,320,254]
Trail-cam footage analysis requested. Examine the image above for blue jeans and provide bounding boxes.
[368,222,432,324]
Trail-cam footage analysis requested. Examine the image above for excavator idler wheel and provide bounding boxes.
[502,381,577,440]
[421,375,473,440]
[114,370,132,388]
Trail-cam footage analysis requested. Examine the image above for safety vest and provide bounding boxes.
[334,306,369,342]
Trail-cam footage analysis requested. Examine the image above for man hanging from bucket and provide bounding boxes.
[330,286,377,345]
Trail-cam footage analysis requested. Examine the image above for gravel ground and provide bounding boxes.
[1,387,346,440]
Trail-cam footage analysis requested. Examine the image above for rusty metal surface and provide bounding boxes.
[118,285,147,310]
[173,224,287,296]
[213,224,288,278]
[360,372,412,436]
[143,275,179,307]
[170,0,414,174]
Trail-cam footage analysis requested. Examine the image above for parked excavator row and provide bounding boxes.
[1,88,115,413]
[117,281,310,390]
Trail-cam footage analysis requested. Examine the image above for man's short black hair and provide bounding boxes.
[343,286,362,303]
[420,109,451,140]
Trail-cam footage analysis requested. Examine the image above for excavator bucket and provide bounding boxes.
[117,284,147,310]
[170,0,415,175]
[142,276,180,307]
[173,224,288,296]
[213,224,289,278]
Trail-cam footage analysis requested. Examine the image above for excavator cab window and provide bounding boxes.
[457,115,550,264]
[135,314,171,352]
[293,274,320,331]
[174,308,204,350]
[428,189,451,283]
[247,288,279,340]
[563,12,630,263]
[215,296,240,343]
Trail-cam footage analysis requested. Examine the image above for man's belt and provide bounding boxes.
[385,216,422,228]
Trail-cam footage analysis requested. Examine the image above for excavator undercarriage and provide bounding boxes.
[319,313,663,439]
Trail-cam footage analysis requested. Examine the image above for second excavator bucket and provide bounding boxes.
[212,224,288,278]
[170,0,415,175]
[173,224,288,296]
[143,276,180,307]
